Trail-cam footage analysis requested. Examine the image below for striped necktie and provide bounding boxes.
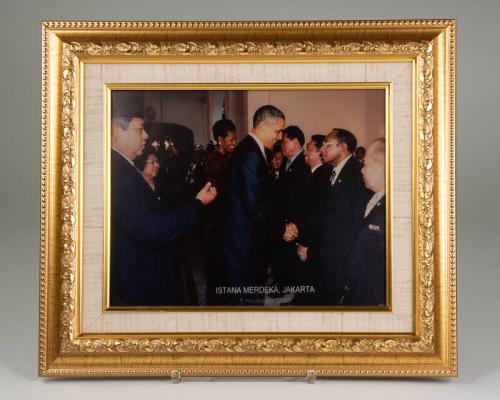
[329,169,337,186]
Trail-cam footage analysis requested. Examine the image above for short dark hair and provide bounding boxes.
[252,105,285,128]
[134,150,159,172]
[212,119,236,141]
[332,128,357,153]
[282,125,305,147]
[354,146,366,160]
[310,134,325,151]
[272,140,283,155]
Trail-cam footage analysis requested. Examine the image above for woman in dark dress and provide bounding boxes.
[203,119,237,305]
[136,151,162,196]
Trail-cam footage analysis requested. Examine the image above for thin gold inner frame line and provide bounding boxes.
[94,82,395,316]
[79,55,416,64]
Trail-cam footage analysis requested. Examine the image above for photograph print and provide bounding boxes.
[108,86,389,308]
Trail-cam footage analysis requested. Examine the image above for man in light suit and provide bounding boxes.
[346,137,387,306]
[217,105,285,304]
[110,114,217,307]
[314,128,371,305]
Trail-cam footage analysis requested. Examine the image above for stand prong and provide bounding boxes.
[306,369,317,384]
[171,369,181,384]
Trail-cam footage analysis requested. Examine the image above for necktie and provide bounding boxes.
[329,169,337,186]
[285,159,292,171]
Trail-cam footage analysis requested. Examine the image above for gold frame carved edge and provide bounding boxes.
[40,20,456,377]
[60,39,434,354]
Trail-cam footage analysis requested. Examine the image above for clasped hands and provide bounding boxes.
[282,222,298,242]
[282,222,309,262]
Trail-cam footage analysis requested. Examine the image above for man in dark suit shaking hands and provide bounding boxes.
[315,128,370,305]
[346,137,387,306]
[218,105,285,304]
[269,125,309,297]
[110,114,217,307]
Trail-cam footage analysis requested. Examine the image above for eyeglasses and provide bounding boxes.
[145,159,160,165]
[322,141,338,148]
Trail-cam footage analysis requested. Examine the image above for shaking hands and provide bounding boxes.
[196,182,218,205]
[282,222,308,262]
[297,244,308,262]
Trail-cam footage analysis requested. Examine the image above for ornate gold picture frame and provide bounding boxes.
[40,20,456,377]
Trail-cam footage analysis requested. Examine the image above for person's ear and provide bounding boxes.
[256,121,266,132]
[111,122,121,142]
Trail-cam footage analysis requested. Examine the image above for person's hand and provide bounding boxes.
[297,244,308,262]
[196,182,217,205]
[282,222,298,242]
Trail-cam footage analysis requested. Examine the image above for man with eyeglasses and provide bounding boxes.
[314,128,371,305]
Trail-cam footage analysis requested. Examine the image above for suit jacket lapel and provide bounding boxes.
[112,150,157,199]
[246,135,267,165]
[286,151,304,174]
[329,156,356,196]
[279,158,287,176]
[365,195,386,222]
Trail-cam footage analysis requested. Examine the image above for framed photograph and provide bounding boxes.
[40,20,456,377]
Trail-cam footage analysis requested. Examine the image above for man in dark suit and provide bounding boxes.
[217,105,285,304]
[269,126,309,296]
[293,134,332,304]
[314,128,371,305]
[346,138,387,306]
[110,115,217,307]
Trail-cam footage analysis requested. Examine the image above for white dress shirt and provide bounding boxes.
[310,163,322,174]
[285,150,303,171]
[330,154,353,185]
[112,147,135,167]
[365,189,385,218]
